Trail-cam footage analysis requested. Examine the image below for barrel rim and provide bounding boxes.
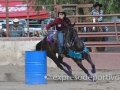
[25,50,47,52]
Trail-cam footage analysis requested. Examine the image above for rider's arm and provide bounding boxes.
[20,26,25,37]
[98,10,103,22]
[91,10,94,15]
[46,18,57,31]
[90,10,94,19]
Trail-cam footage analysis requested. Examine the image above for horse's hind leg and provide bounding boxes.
[84,53,96,73]
[58,55,72,74]
[73,59,96,82]
[47,51,72,76]
[36,41,42,50]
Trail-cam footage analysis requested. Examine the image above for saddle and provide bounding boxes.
[46,31,59,44]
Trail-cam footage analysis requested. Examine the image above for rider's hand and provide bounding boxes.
[44,29,48,33]
[43,29,48,35]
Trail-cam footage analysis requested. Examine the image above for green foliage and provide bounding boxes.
[33,0,120,14]
[93,0,120,14]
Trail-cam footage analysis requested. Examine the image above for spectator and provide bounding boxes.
[82,2,108,42]
[9,18,25,37]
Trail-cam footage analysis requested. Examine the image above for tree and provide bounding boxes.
[28,0,120,19]
[94,0,120,14]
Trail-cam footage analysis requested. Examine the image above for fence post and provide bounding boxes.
[5,0,9,37]
[26,0,29,37]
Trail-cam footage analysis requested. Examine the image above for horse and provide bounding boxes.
[86,17,105,52]
[36,24,96,82]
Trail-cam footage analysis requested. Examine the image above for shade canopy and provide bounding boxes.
[0,1,50,19]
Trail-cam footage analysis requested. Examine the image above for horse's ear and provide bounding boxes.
[73,22,75,27]
[71,22,75,27]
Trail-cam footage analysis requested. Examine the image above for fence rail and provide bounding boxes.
[0,0,120,49]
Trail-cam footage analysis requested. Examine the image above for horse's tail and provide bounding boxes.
[35,41,42,51]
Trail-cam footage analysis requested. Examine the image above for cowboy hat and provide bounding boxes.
[13,18,19,22]
[93,2,102,7]
[58,9,65,13]
[58,9,66,16]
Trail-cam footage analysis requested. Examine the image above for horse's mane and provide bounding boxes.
[63,17,71,25]
[65,24,78,41]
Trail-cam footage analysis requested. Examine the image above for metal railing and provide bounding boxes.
[2,0,54,37]
[67,14,120,47]
[0,0,120,49]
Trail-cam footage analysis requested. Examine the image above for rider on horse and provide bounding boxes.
[44,9,71,56]
[83,2,108,41]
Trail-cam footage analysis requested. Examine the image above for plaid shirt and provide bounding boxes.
[91,9,103,22]
[9,26,25,37]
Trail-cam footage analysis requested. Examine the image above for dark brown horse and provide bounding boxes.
[36,24,96,82]
[86,17,105,52]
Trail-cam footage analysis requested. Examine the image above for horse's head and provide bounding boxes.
[64,23,76,47]
[88,17,100,32]
[92,17,96,31]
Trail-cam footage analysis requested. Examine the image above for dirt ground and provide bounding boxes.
[0,65,120,90]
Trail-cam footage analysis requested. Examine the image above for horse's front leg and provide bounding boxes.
[73,59,96,82]
[47,52,73,77]
[84,53,96,74]
[58,55,72,74]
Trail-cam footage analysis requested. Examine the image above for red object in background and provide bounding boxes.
[0,1,50,19]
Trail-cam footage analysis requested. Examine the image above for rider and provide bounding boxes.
[83,2,108,41]
[44,9,71,56]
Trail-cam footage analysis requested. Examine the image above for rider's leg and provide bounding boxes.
[86,27,88,32]
[57,31,64,55]
[102,26,106,32]
[102,26,108,41]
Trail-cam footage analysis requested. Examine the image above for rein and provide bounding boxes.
[70,28,78,46]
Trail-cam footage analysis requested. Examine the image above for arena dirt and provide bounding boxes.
[0,65,119,90]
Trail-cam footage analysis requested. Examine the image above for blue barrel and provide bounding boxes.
[25,51,47,85]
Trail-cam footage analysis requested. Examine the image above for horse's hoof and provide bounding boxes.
[68,69,72,74]
[70,75,76,80]
[91,68,96,73]
[89,77,97,82]
[92,79,97,82]
[63,69,72,76]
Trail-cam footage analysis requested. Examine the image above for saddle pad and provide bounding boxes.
[46,31,58,44]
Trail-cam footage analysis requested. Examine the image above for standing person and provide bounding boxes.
[83,2,108,41]
[44,10,71,56]
[9,18,25,37]
[92,2,108,41]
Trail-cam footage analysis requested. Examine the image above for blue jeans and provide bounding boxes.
[81,26,108,42]
[57,31,64,53]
